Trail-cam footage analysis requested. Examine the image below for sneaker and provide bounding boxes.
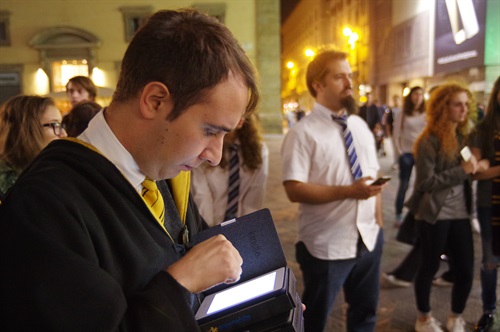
[382,273,411,288]
[415,316,443,332]
[473,313,494,332]
[432,277,453,287]
[447,316,466,332]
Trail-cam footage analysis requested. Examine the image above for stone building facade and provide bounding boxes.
[0,0,283,133]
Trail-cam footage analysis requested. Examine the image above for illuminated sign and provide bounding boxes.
[434,0,486,74]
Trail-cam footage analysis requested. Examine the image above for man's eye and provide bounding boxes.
[205,129,217,137]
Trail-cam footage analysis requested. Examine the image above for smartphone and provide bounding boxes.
[370,176,391,186]
[460,146,472,162]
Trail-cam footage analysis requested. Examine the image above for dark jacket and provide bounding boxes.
[0,140,204,331]
[358,103,380,131]
[412,133,472,224]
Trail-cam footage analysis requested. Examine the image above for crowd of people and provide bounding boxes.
[0,8,498,332]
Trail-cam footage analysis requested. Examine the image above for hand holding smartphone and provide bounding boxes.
[370,175,391,186]
[460,146,472,162]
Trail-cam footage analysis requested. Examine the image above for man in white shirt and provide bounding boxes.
[281,50,385,332]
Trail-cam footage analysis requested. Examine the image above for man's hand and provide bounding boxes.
[350,177,384,200]
[166,234,243,293]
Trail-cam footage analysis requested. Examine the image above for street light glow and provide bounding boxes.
[343,27,352,37]
[343,26,358,49]
[349,32,359,49]
[305,49,315,58]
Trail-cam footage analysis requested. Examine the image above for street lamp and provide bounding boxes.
[343,26,362,102]
[343,27,359,50]
[304,48,315,59]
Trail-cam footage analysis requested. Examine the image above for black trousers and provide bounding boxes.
[414,219,474,314]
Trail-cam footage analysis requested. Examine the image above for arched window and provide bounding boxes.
[29,27,101,92]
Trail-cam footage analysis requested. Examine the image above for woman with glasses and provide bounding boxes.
[0,95,66,200]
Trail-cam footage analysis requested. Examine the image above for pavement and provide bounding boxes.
[263,133,500,332]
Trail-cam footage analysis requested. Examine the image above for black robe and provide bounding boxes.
[0,140,205,331]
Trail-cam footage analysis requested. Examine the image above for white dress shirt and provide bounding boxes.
[191,142,269,226]
[281,102,380,260]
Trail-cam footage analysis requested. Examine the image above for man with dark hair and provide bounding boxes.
[0,9,258,331]
[282,49,385,331]
[66,75,98,107]
[359,92,381,132]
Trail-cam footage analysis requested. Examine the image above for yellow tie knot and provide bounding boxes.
[141,178,165,226]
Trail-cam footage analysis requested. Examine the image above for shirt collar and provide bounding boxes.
[313,102,347,121]
[79,109,144,193]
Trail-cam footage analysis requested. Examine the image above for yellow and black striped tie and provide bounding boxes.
[141,178,165,226]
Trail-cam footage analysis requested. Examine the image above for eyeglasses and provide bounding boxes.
[42,121,66,137]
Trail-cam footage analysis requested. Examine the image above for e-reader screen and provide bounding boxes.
[195,267,286,321]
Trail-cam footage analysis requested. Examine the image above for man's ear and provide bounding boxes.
[139,82,171,120]
[312,80,322,94]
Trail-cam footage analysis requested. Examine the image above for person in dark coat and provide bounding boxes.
[0,9,259,331]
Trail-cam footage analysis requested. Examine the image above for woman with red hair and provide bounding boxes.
[412,83,487,332]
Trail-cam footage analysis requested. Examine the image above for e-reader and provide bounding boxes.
[195,267,287,324]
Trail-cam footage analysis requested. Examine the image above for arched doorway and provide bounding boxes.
[29,26,101,111]
[29,26,101,91]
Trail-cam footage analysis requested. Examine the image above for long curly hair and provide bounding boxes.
[0,95,56,172]
[415,83,475,161]
[218,113,264,171]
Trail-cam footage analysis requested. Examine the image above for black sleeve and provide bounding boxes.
[0,179,201,331]
[125,272,201,332]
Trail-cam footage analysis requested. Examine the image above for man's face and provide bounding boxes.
[367,94,374,105]
[142,72,249,180]
[314,59,353,112]
[66,82,91,106]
